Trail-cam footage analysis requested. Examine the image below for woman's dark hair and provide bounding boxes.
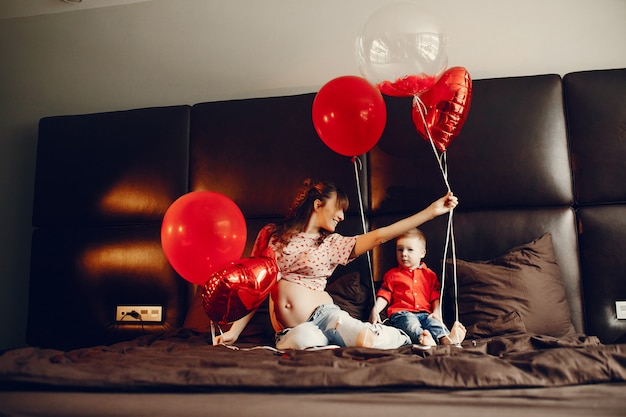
[270,179,349,249]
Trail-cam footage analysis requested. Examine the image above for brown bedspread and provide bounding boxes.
[1,330,626,391]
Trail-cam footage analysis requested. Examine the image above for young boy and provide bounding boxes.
[371,228,466,347]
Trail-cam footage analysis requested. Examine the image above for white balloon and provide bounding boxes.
[357,2,448,96]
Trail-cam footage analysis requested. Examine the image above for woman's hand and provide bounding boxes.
[429,191,458,218]
[211,309,257,346]
[213,329,239,346]
[353,192,459,257]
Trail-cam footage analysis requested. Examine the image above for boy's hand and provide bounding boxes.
[428,313,443,323]
[369,308,382,324]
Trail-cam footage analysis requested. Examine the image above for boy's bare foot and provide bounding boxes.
[419,330,437,347]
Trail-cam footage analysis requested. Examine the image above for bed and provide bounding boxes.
[1,68,626,416]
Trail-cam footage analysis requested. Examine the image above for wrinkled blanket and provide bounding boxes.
[1,330,626,391]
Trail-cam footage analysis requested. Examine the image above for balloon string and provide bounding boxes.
[352,156,376,305]
[211,320,282,353]
[438,207,459,323]
[413,95,459,325]
[210,320,218,344]
[412,96,451,192]
[211,321,234,349]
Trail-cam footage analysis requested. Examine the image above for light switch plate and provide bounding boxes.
[616,301,626,320]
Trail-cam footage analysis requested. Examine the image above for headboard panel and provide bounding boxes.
[189,94,368,219]
[33,106,191,226]
[565,68,626,343]
[27,106,191,350]
[564,69,626,206]
[370,74,572,214]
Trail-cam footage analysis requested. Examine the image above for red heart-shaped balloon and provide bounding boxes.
[201,256,278,324]
[412,66,472,152]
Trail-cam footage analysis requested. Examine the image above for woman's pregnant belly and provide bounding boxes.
[269,279,334,331]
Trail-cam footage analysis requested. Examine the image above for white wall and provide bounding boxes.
[0,0,624,349]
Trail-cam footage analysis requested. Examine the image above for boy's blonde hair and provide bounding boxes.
[397,228,426,245]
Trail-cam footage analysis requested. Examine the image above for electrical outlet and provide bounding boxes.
[617,301,626,320]
[116,305,163,322]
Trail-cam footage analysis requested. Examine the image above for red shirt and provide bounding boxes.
[376,263,441,316]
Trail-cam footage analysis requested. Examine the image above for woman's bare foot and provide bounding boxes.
[418,330,437,347]
[441,321,466,345]
[355,328,375,348]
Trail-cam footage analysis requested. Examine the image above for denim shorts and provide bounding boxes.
[389,310,450,344]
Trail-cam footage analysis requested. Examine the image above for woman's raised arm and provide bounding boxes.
[352,192,457,258]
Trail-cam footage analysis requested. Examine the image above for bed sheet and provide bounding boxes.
[2,329,626,392]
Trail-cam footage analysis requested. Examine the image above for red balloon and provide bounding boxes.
[412,67,473,153]
[378,74,438,97]
[161,191,247,285]
[312,75,387,156]
[202,256,279,324]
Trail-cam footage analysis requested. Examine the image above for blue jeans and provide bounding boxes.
[275,303,411,350]
[389,311,450,344]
